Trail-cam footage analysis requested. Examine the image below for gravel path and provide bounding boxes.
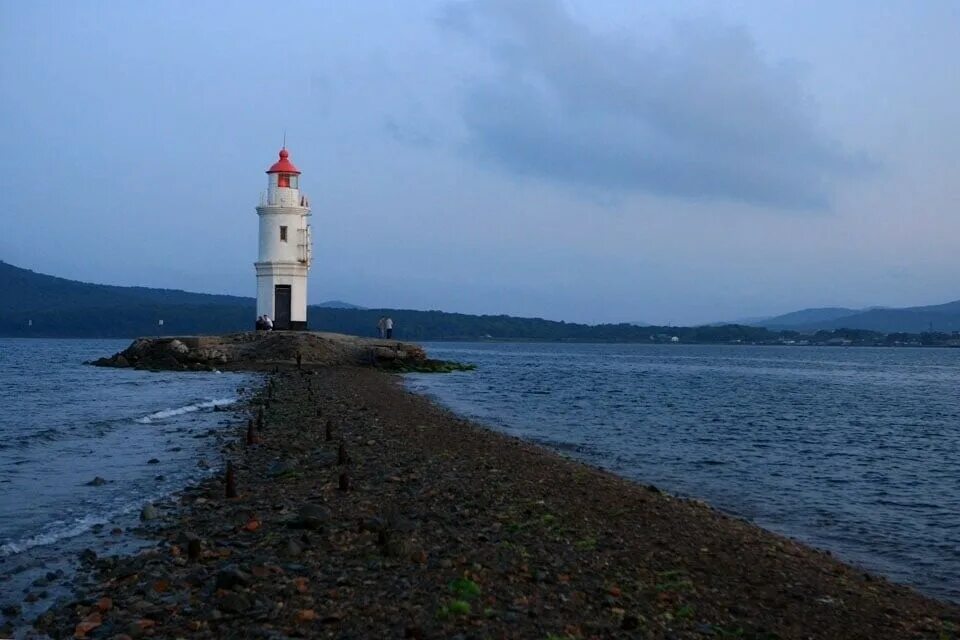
[35,366,959,639]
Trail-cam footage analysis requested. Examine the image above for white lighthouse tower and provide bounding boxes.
[255,147,312,330]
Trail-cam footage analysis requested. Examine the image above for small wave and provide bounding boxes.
[136,398,238,424]
[1,513,109,556]
[0,427,63,451]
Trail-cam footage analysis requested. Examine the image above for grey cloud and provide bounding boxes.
[442,0,871,209]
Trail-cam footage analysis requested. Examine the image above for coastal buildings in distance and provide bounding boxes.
[255,148,312,330]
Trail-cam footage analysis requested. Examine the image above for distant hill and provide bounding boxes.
[802,301,960,333]
[758,307,863,329]
[0,261,684,340]
[743,301,960,333]
[315,300,365,309]
[0,261,256,337]
[3,261,958,339]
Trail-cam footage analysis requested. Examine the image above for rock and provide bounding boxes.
[621,614,641,630]
[311,451,337,467]
[359,516,386,534]
[215,566,251,590]
[218,592,250,614]
[114,354,131,368]
[383,535,414,558]
[284,539,303,557]
[2,603,21,617]
[79,548,97,564]
[167,339,189,355]
[267,459,297,478]
[126,620,149,638]
[295,504,330,530]
[140,503,158,521]
[147,458,160,464]
[86,476,108,486]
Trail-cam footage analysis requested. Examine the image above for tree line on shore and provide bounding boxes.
[3,303,959,346]
[2,261,958,344]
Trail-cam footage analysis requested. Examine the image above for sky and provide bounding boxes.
[1,1,958,325]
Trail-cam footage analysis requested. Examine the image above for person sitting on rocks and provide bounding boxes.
[264,315,274,331]
[256,316,266,331]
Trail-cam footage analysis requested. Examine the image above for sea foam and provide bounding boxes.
[135,398,237,424]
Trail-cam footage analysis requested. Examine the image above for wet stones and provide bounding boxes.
[294,504,330,531]
[217,592,251,614]
[284,538,304,557]
[140,503,158,521]
[215,566,252,590]
[267,459,297,478]
[86,476,108,486]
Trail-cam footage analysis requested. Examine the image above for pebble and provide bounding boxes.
[215,566,252,590]
[284,539,303,557]
[295,504,330,530]
[218,592,251,613]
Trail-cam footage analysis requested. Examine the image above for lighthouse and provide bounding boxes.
[255,147,312,330]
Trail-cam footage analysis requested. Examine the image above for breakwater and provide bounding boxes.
[28,366,960,639]
[407,341,960,603]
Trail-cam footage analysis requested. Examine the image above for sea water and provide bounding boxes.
[406,342,960,602]
[0,338,257,621]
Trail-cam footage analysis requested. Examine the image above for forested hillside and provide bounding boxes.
[2,261,958,342]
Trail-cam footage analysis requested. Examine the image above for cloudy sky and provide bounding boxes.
[1,1,957,324]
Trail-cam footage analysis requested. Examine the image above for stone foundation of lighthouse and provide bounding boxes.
[255,148,312,330]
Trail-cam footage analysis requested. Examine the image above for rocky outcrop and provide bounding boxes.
[90,331,430,372]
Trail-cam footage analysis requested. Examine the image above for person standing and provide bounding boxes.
[385,316,394,339]
[377,316,386,338]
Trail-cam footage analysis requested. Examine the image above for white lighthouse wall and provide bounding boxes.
[255,265,309,324]
[257,208,309,263]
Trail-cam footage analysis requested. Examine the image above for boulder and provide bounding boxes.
[167,339,189,355]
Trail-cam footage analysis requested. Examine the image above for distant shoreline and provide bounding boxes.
[3,333,960,349]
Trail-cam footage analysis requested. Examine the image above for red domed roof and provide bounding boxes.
[266,148,301,174]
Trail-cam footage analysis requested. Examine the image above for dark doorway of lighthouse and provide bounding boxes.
[274,285,292,330]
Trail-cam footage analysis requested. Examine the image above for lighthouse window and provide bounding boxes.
[280,226,288,242]
[278,174,290,188]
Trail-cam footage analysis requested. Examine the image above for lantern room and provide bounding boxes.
[267,148,301,189]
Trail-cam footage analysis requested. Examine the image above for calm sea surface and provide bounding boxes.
[406,343,960,602]
[0,338,256,622]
